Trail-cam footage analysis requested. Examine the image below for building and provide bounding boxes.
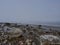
[40,35,60,45]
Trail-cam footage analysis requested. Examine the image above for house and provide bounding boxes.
[40,35,60,45]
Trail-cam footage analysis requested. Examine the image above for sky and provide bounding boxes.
[0,0,60,24]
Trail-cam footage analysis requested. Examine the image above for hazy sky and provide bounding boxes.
[0,0,60,23]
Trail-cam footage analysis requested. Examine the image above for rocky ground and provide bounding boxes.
[0,23,60,45]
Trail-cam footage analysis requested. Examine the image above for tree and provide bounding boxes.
[38,25,42,29]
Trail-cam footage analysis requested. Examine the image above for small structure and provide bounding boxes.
[6,27,23,38]
[40,35,60,45]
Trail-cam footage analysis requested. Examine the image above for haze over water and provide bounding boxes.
[0,0,60,26]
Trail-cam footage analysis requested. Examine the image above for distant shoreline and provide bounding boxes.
[0,22,60,27]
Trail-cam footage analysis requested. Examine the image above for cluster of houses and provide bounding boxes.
[0,23,60,45]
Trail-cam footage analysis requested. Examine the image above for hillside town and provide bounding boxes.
[0,23,60,45]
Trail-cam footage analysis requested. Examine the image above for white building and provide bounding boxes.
[40,35,60,45]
